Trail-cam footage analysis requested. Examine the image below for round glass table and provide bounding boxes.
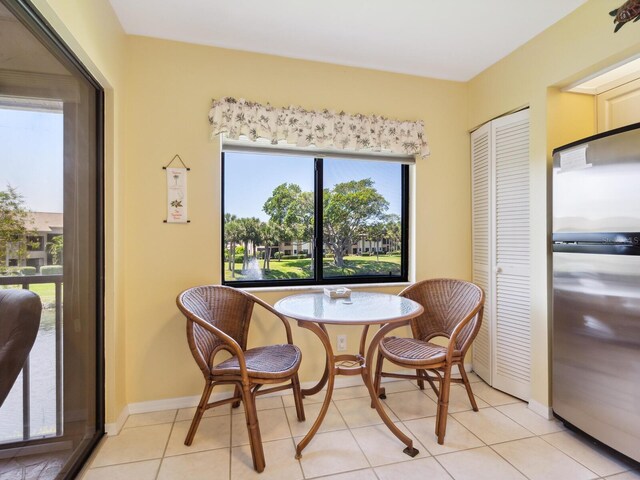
[274,291,424,459]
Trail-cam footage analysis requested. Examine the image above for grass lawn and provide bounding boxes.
[0,282,57,304]
[225,255,401,282]
[0,282,59,330]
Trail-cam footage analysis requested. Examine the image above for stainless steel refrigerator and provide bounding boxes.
[552,122,640,463]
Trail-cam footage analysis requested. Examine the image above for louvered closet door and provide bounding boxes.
[491,109,531,400]
[471,124,492,384]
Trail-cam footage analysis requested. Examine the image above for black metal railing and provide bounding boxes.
[0,274,63,442]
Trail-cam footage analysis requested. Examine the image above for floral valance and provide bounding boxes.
[208,97,429,158]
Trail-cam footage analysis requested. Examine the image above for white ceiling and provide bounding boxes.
[108,0,587,81]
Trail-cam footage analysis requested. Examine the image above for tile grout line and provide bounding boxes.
[493,403,561,437]
[487,441,539,480]
[345,403,376,473]
[154,408,179,480]
[431,445,465,480]
[79,380,634,479]
[425,405,536,480]
[451,405,538,444]
[296,398,341,479]
[537,431,621,478]
[277,394,305,480]
[300,394,376,478]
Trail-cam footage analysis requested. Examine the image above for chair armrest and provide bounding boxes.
[242,291,295,345]
[446,304,483,363]
[177,298,250,379]
[192,315,254,380]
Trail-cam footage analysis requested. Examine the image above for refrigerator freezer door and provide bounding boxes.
[553,252,640,461]
[553,127,640,233]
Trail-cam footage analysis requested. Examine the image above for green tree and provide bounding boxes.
[263,183,303,225]
[296,190,315,260]
[47,235,64,265]
[237,217,261,270]
[367,220,386,261]
[324,179,388,268]
[224,213,241,276]
[247,219,264,261]
[0,186,35,269]
[384,214,401,253]
[260,221,277,270]
[264,183,315,264]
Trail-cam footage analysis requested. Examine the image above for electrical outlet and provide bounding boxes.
[337,334,347,352]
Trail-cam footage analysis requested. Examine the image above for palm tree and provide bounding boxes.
[237,217,261,270]
[47,235,64,265]
[224,214,241,277]
[261,222,277,270]
[384,214,401,253]
[367,221,385,262]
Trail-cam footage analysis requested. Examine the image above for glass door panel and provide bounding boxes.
[0,1,103,478]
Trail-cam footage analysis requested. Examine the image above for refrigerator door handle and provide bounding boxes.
[552,243,640,255]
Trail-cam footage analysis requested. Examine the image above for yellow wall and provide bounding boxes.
[468,0,640,407]
[122,36,470,405]
[32,0,129,423]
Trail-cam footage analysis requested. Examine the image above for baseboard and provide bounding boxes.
[105,404,129,436]
[105,372,427,436]
[127,394,203,415]
[528,398,553,419]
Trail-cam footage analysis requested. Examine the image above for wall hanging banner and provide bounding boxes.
[208,97,430,158]
[166,167,188,223]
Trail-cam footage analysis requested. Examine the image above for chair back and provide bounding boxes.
[177,285,254,376]
[399,279,484,353]
[0,289,41,406]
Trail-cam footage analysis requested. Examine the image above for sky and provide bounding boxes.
[0,107,63,213]
[224,152,402,222]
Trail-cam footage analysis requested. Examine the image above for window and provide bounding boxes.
[26,236,44,251]
[222,149,409,287]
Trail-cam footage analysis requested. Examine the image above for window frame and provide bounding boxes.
[221,150,410,288]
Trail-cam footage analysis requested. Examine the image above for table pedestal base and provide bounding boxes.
[295,321,418,459]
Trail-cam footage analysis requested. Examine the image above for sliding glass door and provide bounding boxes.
[0,1,104,478]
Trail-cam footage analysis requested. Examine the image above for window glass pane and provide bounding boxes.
[323,158,403,279]
[223,152,315,283]
[0,105,63,442]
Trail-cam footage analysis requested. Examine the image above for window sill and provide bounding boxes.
[242,282,412,294]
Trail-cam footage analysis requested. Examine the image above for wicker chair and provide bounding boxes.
[176,285,305,473]
[373,279,484,444]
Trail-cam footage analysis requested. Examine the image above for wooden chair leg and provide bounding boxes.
[373,351,386,402]
[184,380,214,446]
[424,370,439,396]
[434,375,442,435]
[416,369,425,390]
[240,384,265,473]
[436,365,453,445]
[232,385,241,409]
[458,364,478,411]
[291,374,305,421]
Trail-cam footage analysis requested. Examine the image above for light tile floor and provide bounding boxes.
[79,374,640,480]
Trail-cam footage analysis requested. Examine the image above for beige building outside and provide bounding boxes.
[4,212,63,271]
